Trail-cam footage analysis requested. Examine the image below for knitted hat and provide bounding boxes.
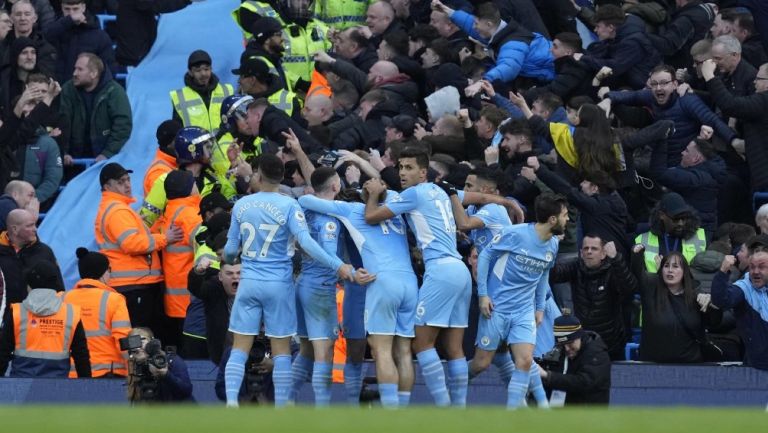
[25,261,63,292]
[165,170,195,200]
[553,315,584,345]
[156,119,183,148]
[76,247,110,280]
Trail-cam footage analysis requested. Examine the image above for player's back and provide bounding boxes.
[388,182,461,263]
[489,223,558,313]
[299,209,341,286]
[229,191,304,282]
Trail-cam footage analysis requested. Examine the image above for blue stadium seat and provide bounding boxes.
[753,192,768,212]
[625,342,640,361]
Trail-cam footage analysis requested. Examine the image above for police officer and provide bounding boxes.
[170,50,235,131]
[232,55,301,119]
[233,0,331,93]
[314,0,369,30]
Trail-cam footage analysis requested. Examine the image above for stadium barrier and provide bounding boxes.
[1,361,766,406]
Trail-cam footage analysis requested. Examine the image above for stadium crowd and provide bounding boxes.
[0,0,767,407]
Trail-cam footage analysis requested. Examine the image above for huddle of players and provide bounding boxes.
[222,146,569,408]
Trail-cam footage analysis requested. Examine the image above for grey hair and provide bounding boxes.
[756,204,768,224]
[713,35,742,54]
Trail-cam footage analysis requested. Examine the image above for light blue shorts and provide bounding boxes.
[342,281,366,340]
[415,258,472,328]
[364,271,418,337]
[296,279,338,340]
[476,307,537,348]
[228,278,296,338]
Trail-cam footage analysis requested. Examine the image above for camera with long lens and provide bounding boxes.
[120,335,169,402]
[243,338,272,403]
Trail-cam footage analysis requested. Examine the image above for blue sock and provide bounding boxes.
[290,354,313,402]
[398,391,411,407]
[507,368,530,409]
[416,349,450,407]
[224,348,248,406]
[312,362,333,406]
[446,358,468,407]
[492,352,515,387]
[378,383,398,408]
[528,364,549,408]
[343,362,364,404]
[272,355,293,407]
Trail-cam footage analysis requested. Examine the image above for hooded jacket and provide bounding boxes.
[450,10,555,84]
[582,14,661,89]
[0,288,91,378]
[60,67,132,158]
[43,13,117,83]
[0,37,37,118]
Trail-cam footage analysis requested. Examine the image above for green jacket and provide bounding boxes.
[59,75,132,158]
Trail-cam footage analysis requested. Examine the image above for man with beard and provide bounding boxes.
[713,249,768,371]
[474,193,567,408]
[601,64,739,167]
[59,52,131,164]
[634,192,706,273]
[8,1,56,75]
[232,55,300,119]
[0,37,38,117]
[170,50,234,132]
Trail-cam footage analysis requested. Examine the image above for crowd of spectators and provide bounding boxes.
[0,0,767,405]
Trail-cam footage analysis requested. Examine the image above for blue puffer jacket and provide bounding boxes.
[450,10,554,84]
[606,89,736,167]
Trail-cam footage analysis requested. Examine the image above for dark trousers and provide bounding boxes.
[115,282,164,334]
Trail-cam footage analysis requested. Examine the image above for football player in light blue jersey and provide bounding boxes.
[290,167,346,406]
[222,154,356,408]
[363,147,524,407]
[476,193,568,409]
[299,183,418,408]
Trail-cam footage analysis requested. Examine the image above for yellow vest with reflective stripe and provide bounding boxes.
[170,84,234,131]
[282,21,331,85]
[140,170,237,227]
[193,240,221,271]
[232,0,281,39]
[211,132,263,179]
[313,0,368,30]
[268,88,297,116]
[634,229,707,273]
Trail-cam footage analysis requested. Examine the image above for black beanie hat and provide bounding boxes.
[25,261,64,292]
[156,119,183,148]
[76,247,110,280]
[165,170,195,200]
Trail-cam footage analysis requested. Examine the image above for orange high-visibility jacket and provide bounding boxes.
[95,191,167,288]
[308,69,332,100]
[332,285,346,383]
[11,302,81,378]
[143,150,177,197]
[62,279,132,377]
[161,195,202,318]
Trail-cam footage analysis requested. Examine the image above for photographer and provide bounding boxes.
[215,343,274,405]
[124,327,194,403]
[538,315,611,405]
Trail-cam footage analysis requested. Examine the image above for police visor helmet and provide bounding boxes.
[174,126,215,166]
[220,94,254,132]
[283,0,313,21]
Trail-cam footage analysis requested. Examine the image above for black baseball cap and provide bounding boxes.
[232,53,271,81]
[188,50,212,68]
[250,17,283,45]
[382,115,416,137]
[99,162,133,186]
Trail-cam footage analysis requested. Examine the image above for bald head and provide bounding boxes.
[6,209,36,245]
[4,180,35,209]
[302,94,334,125]
[371,60,399,78]
[366,1,395,35]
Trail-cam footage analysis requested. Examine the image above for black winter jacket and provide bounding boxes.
[582,15,661,90]
[116,0,190,66]
[0,235,64,304]
[525,55,594,102]
[648,1,716,69]
[551,255,637,355]
[188,268,230,365]
[44,13,117,84]
[543,331,612,405]
[706,78,768,191]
